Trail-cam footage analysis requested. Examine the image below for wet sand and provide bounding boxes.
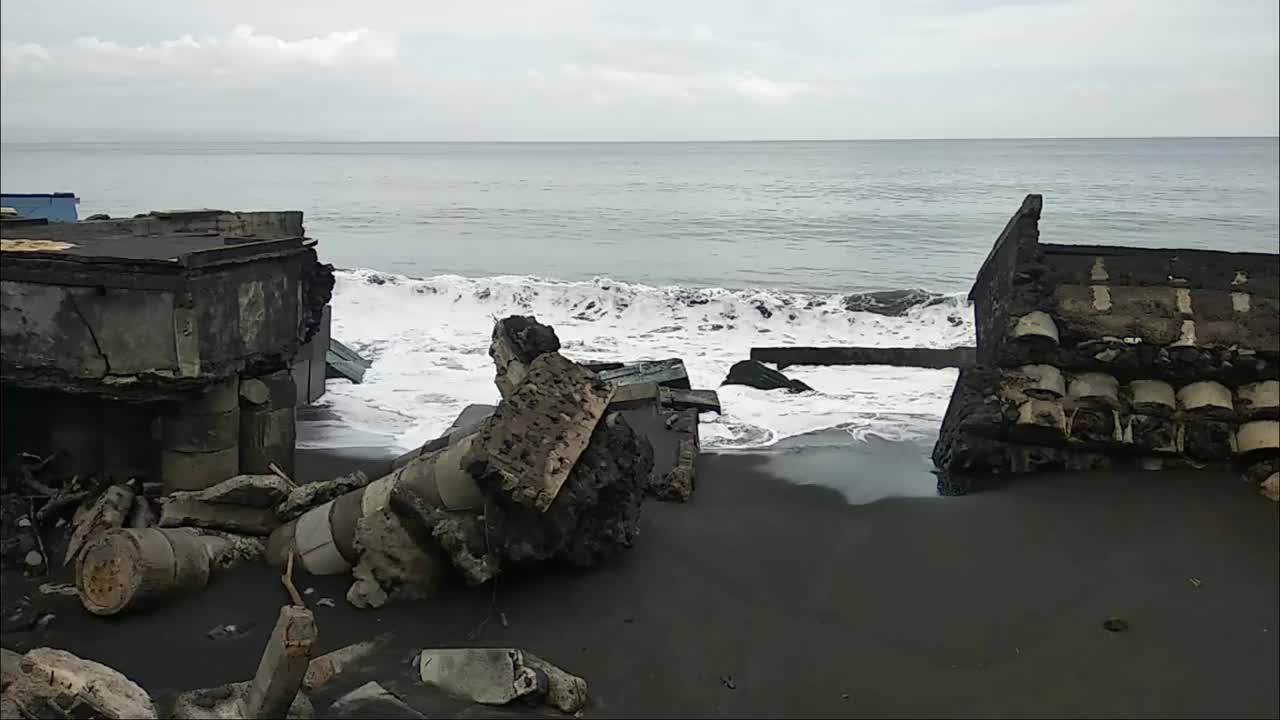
[3,445,1277,718]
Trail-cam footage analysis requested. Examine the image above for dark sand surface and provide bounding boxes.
[3,445,1277,718]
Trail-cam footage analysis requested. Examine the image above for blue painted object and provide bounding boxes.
[0,193,79,222]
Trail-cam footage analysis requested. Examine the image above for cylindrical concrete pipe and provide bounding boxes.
[239,370,298,477]
[1236,381,1280,420]
[1177,381,1234,414]
[269,436,484,575]
[1068,373,1120,406]
[77,528,213,616]
[1236,420,1280,455]
[160,380,240,492]
[1129,380,1177,413]
[1012,311,1060,345]
[1010,364,1066,400]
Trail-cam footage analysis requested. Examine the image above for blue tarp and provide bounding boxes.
[1,193,79,222]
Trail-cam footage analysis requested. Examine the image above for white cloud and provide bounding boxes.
[0,0,1275,140]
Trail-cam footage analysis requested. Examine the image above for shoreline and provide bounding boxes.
[3,442,1275,717]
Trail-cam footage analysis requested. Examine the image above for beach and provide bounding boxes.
[4,440,1276,718]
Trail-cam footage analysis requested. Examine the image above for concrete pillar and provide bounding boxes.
[239,370,298,477]
[160,380,239,493]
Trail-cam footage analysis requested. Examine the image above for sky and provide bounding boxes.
[1,0,1277,141]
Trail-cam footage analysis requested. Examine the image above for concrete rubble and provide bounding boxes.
[1,646,158,719]
[327,681,425,719]
[417,647,588,714]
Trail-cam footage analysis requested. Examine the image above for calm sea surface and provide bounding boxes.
[3,138,1276,293]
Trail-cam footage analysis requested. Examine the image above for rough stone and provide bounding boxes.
[277,471,371,522]
[722,360,812,393]
[4,647,158,719]
[523,652,589,714]
[842,288,948,316]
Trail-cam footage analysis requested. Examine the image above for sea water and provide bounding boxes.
[4,138,1276,451]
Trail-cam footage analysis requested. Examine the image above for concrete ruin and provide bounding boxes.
[932,195,1280,496]
[0,210,334,495]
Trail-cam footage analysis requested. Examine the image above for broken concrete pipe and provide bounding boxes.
[71,525,266,616]
[1015,398,1067,436]
[1236,380,1280,420]
[270,438,481,576]
[160,379,241,493]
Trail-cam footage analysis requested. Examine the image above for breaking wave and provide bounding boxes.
[305,270,975,452]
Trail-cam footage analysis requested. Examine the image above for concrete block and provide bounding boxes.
[1262,473,1279,502]
[418,648,542,705]
[239,406,297,476]
[162,409,240,453]
[243,605,318,720]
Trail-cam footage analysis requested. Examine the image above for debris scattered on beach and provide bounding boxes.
[1,646,158,719]
[418,647,588,713]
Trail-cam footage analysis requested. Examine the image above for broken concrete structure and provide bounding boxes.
[417,648,588,714]
[1,646,158,719]
[933,195,1280,496]
[0,210,334,494]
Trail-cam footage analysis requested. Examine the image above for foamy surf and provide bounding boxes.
[302,270,974,452]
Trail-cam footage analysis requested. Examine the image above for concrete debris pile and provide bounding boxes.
[3,605,589,719]
[1,646,158,719]
[267,315,661,605]
[932,194,1280,499]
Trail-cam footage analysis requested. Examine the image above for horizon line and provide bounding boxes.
[2,133,1278,145]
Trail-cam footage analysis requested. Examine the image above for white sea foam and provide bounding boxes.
[303,270,974,452]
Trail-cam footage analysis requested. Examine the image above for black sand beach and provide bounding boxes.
[3,444,1277,718]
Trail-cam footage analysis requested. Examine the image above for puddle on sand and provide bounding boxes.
[760,433,940,505]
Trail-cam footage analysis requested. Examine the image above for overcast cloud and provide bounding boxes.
[1,0,1276,140]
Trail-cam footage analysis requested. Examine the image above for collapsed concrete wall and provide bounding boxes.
[933,195,1280,496]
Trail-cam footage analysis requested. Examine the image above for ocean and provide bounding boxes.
[3,138,1277,453]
